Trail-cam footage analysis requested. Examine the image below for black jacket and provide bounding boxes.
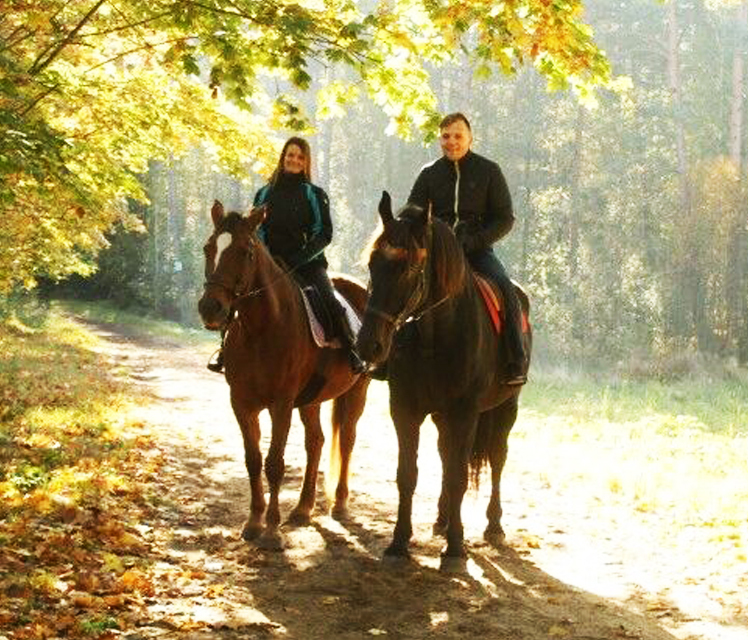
[408,150,514,251]
[254,172,332,268]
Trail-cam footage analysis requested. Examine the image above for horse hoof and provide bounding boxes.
[242,523,263,541]
[382,544,411,567]
[439,555,468,574]
[382,553,411,568]
[432,522,448,537]
[331,504,350,522]
[285,510,312,528]
[484,528,506,548]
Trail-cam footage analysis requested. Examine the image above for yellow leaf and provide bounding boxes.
[103,553,126,575]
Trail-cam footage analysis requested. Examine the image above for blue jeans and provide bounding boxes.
[467,248,526,365]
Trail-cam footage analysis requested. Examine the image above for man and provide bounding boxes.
[408,112,527,385]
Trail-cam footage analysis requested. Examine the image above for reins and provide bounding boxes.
[203,236,303,316]
[364,221,453,330]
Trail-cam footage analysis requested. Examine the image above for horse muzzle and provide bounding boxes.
[198,294,229,330]
[356,320,394,365]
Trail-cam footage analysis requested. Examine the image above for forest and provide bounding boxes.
[2,0,748,369]
[3,3,748,638]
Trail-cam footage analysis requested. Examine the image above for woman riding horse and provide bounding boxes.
[208,136,364,374]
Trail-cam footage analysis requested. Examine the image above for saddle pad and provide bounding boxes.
[473,274,531,335]
[301,289,362,349]
[473,274,503,334]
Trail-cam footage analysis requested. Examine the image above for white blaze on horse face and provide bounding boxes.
[215,232,232,268]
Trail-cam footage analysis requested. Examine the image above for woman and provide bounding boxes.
[208,137,365,374]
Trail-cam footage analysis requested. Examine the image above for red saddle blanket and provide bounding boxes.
[473,274,530,335]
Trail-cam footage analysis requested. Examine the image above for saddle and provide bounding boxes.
[300,286,361,348]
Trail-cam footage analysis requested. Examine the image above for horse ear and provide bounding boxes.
[378,191,394,224]
[211,200,224,226]
[246,204,267,232]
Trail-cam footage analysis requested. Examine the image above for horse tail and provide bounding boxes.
[326,419,343,505]
[326,379,368,510]
[469,419,492,492]
[469,397,519,491]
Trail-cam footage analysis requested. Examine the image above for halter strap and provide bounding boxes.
[365,221,451,329]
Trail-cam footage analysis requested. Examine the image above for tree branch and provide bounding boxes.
[82,37,192,74]
[28,0,109,76]
[76,7,176,38]
[0,25,33,55]
[20,83,61,117]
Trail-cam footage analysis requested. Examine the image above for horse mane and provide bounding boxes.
[216,211,245,233]
[362,204,468,302]
[427,217,468,301]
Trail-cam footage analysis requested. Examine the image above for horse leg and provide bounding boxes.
[484,397,518,547]
[433,405,479,569]
[384,410,425,562]
[231,397,265,541]
[329,377,368,521]
[433,429,449,537]
[286,403,323,527]
[258,402,294,549]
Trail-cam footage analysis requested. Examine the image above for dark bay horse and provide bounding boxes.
[356,192,532,570]
[198,201,370,547]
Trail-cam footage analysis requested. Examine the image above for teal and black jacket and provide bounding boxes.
[254,172,332,269]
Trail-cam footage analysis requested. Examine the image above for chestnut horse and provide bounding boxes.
[198,201,370,547]
[356,193,532,571]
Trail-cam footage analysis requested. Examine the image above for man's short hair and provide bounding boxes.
[439,113,471,131]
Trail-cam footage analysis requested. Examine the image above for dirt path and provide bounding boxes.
[83,319,745,640]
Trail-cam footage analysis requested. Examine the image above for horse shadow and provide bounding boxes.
[139,441,681,640]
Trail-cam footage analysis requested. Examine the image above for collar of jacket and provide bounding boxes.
[439,150,475,170]
[274,171,307,189]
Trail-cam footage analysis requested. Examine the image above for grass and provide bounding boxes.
[514,363,748,570]
[56,298,216,348]
[522,362,748,436]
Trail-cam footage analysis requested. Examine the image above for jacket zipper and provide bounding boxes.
[453,160,460,225]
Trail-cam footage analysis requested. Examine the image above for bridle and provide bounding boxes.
[364,222,450,331]
[203,234,306,313]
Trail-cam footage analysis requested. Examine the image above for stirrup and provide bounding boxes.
[505,373,527,386]
[207,348,224,373]
[505,362,527,386]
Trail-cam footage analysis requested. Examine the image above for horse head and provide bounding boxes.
[197,200,266,330]
[356,192,434,365]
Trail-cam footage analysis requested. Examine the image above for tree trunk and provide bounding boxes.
[731,3,748,363]
[729,4,747,168]
[667,0,704,346]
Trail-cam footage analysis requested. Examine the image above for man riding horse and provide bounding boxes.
[407,112,527,386]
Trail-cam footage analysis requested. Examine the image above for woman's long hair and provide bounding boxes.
[269,136,312,183]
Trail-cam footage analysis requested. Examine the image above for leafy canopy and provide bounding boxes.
[0,0,615,292]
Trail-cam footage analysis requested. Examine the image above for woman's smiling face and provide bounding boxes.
[283,144,306,174]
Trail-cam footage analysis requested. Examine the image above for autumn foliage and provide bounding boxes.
[0,0,613,293]
[0,303,165,638]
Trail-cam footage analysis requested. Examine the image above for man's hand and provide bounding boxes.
[454,220,485,254]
